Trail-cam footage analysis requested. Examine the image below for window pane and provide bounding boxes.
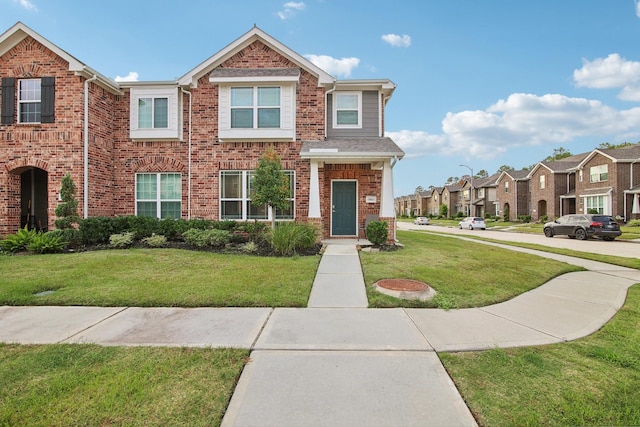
[138,98,153,128]
[19,79,41,101]
[221,201,242,219]
[275,201,294,219]
[137,201,157,217]
[19,103,41,123]
[337,110,358,125]
[136,174,157,199]
[336,94,357,109]
[221,172,242,198]
[231,87,253,106]
[160,202,181,219]
[258,87,280,106]
[248,202,268,219]
[258,108,280,128]
[161,173,181,199]
[154,98,168,128]
[231,109,253,128]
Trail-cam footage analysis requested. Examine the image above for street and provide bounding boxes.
[398,221,640,259]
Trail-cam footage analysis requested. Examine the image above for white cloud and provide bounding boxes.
[304,54,359,77]
[277,1,305,19]
[13,0,37,11]
[636,0,640,18]
[381,33,411,48]
[114,72,139,82]
[390,93,640,160]
[573,53,640,101]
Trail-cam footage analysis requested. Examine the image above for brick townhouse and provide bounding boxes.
[0,22,404,242]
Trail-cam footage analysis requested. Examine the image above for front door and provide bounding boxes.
[332,181,357,236]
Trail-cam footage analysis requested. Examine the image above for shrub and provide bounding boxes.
[241,241,259,254]
[627,219,640,227]
[126,215,161,239]
[240,221,269,243]
[54,173,80,230]
[158,219,188,240]
[109,232,135,248]
[540,215,549,223]
[142,234,167,248]
[518,215,531,223]
[79,216,120,245]
[0,226,37,253]
[47,228,81,248]
[27,232,67,254]
[270,222,318,256]
[455,211,465,218]
[366,221,388,246]
[503,205,510,222]
[183,229,231,248]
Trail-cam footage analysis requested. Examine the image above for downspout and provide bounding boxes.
[324,84,336,139]
[180,87,192,219]
[83,74,98,219]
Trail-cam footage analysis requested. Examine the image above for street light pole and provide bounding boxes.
[460,164,473,217]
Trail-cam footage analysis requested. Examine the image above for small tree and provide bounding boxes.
[252,148,291,229]
[439,203,448,218]
[55,173,80,230]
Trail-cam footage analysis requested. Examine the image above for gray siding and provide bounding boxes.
[327,91,380,138]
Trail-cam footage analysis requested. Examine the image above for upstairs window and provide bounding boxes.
[138,97,168,129]
[231,87,281,129]
[504,181,510,193]
[333,92,362,128]
[1,77,54,124]
[129,87,180,140]
[590,165,608,183]
[539,174,546,189]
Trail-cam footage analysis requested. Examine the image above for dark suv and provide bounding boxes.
[543,214,622,241]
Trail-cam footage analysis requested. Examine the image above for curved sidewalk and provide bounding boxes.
[1,241,639,426]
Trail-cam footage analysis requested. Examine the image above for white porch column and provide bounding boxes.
[380,159,395,218]
[308,160,321,218]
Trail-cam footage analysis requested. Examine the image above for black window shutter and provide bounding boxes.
[1,77,15,125]
[41,76,55,123]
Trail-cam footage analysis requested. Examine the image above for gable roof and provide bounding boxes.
[474,172,501,187]
[178,25,335,88]
[497,169,530,183]
[0,22,120,94]
[576,144,640,169]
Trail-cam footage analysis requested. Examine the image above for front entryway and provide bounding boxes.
[20,168,48,230]
[331,181,357,236]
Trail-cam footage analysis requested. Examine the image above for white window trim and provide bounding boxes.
[218,83,295,141]
[130,87,181,140]
[18,78,41,124]
[135,173,182,219]
[539,174,546,189]
[219,170,295,221]
[589,164,609,183]
[332,91,362,129]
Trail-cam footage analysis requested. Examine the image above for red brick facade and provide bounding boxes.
[0,24,402,242]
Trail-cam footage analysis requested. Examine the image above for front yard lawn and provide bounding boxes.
[0,344,248,426]
[361,230,582,308]
[0,249,319,307]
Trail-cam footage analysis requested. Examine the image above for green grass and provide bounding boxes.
[0,249,319,307]
[361,230,582,308]
[440,284,640,426]
[0,344,248,426]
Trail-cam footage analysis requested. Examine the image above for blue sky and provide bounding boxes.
[3,0,640,196]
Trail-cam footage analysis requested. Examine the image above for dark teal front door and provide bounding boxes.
[332,181,357,236]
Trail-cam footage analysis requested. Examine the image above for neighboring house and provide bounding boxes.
[0,22,404,242]
[472,173,500,218]
[495,169,529,220]
[417,189,432,217]
[573,145,640,221]
[527,153,587,221]
[442,184,463,217]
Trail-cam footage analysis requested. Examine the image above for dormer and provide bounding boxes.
[123,83,182,141]
[327,80,396,138]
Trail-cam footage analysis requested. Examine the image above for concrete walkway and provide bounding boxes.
[1,239,639,426]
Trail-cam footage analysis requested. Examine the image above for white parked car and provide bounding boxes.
[413,216,430,225]
[458,217,486,230]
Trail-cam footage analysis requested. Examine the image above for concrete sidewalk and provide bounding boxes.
[1,240,639,426]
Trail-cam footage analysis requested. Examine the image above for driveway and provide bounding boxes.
[398,221,639,259]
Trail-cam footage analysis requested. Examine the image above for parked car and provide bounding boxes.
[414,216,430,225]
[543,214,621,241]
[458,217,486,230]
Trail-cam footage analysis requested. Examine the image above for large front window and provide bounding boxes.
[220,170,294,220]
[231,87,281,129]
[590,165,608,183]
[136,173,181,219]
[18,79,41,123]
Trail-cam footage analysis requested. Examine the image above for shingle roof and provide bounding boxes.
[300,137,405,159]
